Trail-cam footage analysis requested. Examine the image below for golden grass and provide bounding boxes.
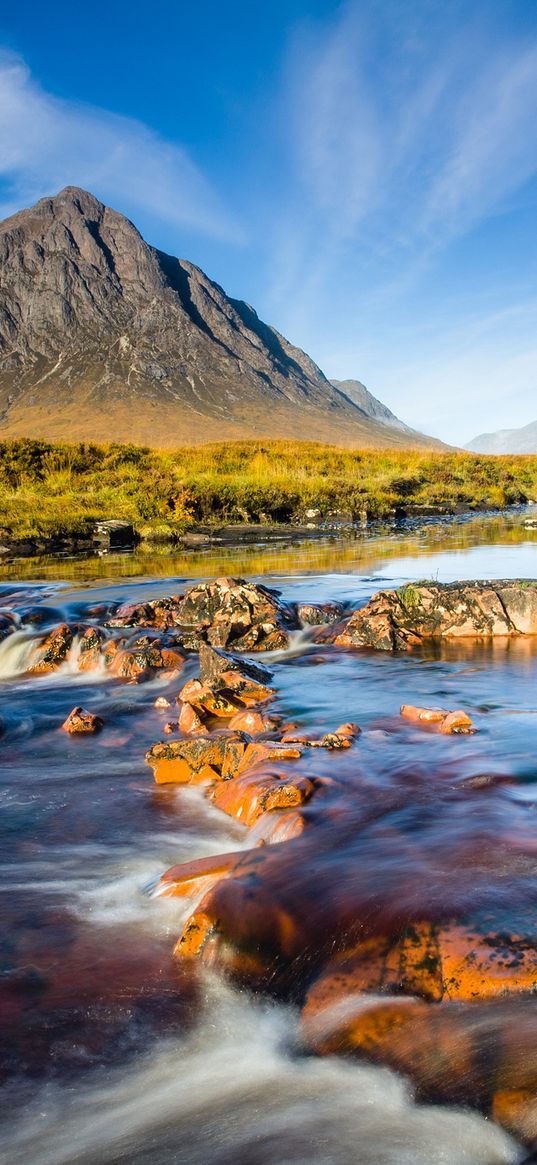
[0,438,536,541]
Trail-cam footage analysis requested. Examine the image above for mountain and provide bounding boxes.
[331,379,412,432]
[0,187,442,449]
[466,420,537,454]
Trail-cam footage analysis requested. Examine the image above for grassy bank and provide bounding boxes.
[0,439,536,543]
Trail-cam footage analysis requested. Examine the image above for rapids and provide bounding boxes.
[0,511,536,1165]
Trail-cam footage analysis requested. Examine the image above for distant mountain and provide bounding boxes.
[0,187,444,448]
[331,379,413,432]
[466,420,537,454]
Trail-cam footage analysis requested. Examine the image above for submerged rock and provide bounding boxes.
[333,580,537,650]
[400,705,475,734]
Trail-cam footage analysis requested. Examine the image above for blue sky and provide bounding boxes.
[2,1,537,444]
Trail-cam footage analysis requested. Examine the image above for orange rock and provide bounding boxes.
[157,849,249,898]
[492,1089,537,1142]
[155,695,171,709]
[178,703,208,735]
[250,809,306,844]
[400,705,446,724]
[303,925,443,1021]
[210,770,314,826]
[300,995,476,1105]
[173,884,298,981]
[109,641,185,682]
[227,709,275,734]
[28,623,74,674]
[280,726,358,749]
[302,989,537,1113]
[77,627,105,672]
[334,723,361,737]
[237,741,302,772]
[173,900,217,960]
[163,721,176,735]
[61,706,104,735]
[146,733,248,784]
[177,677,240,718]
[218,669,276,707]
[439,710,475,734]
[320,733,352,749]
[439,922,537,999]
[400,704,475,734]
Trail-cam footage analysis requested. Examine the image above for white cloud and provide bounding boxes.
[276,3,537,268]
[0,52,241,242]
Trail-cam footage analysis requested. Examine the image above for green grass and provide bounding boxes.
[0,438,536,542]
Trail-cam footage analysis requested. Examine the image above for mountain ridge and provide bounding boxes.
[331,378,412,432]
[466,419,537,454]
[0,186,444,449]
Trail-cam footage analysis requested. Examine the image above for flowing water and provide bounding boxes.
[1,511,537,1165]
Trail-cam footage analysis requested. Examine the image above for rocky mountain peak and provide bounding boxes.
[0,187,443,448]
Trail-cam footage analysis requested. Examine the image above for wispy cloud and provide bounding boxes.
[285,1,537,252]
[0,52,241,243]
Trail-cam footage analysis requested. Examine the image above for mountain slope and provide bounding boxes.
[0,187,442,449]
[466,420,537,454]
[331,379,413,432]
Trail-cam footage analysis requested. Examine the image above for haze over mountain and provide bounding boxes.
[466,420,537,454]
[331,379,412,432]
[0,187,442,449]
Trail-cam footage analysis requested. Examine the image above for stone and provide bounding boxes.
[77,626,106,672]
[400,705,475,734]
[157,849,249,899]
[178,703,208,735]
[296,602,344,626]
[302,925,444,1017]
[210,770,314,827]
[492,1090,537,1142]
[28,623,74,674]
[146,732,249,784]
[301,993,537,1118]
[334,581,537,651]
[227,709,276,735]
[250,809,307,844]
[109,641,185,681]
[61,706,104,734]
[93,520,134,549]
[438,921,537,999]
[175,578,296,652]
[198,642,272,687]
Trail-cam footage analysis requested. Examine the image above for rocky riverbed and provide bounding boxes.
[1,539,537,1164]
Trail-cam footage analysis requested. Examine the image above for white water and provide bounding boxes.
[0,628,39,678]
[0,980,520,1165]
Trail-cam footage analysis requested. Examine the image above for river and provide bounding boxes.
[1,511,536,1165]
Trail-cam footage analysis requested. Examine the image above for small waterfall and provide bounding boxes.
[0,629,41,679]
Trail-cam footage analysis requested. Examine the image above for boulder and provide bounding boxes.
[174,577,296,651]
[334,581,537,651]
[300,992,537,1125]
[198,642,272,686]
[146,732,249,784]
[178,703,208,735]
[28,623,74,673]
[209,769,314,826]
[296,602,344,626]
[77,626,106,672]
[108,639,185,681]
[61,706,104,734]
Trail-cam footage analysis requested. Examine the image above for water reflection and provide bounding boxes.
[0,510,535,585]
